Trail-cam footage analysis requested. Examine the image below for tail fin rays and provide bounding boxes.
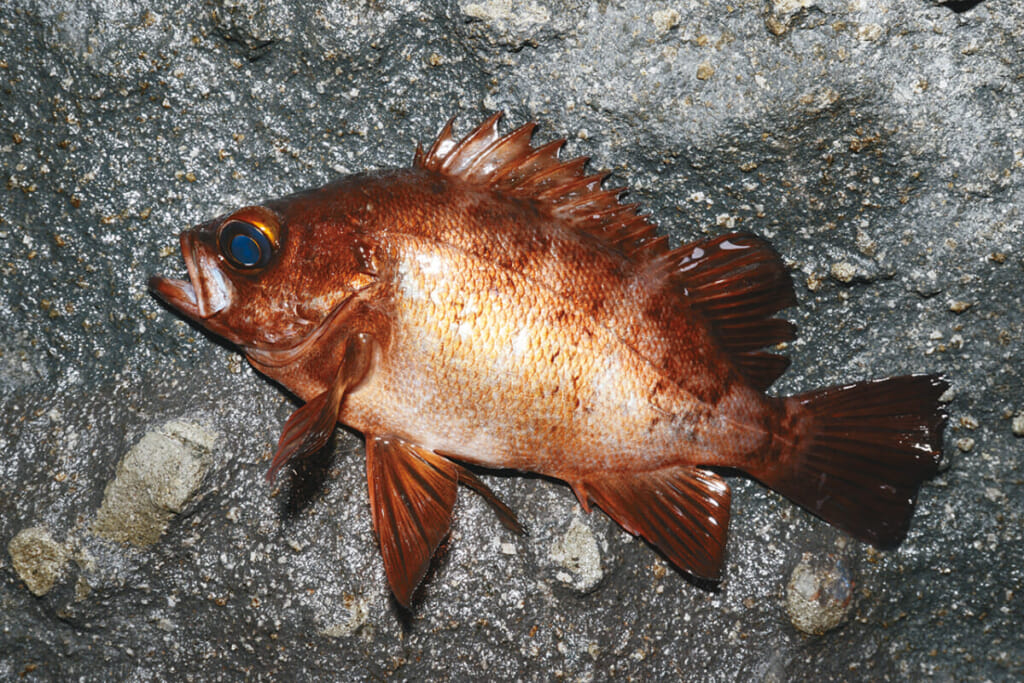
[753,374,948,547]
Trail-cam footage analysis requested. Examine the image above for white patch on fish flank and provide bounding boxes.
[511,327,531,356]
[415,252,444,277]
[395,257,426,302]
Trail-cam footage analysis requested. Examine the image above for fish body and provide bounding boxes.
[151,114,948,606]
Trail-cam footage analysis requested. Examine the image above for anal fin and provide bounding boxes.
[573,466,731,580]
[366,436,460,607]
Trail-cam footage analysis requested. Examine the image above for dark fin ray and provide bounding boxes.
[754,375,948,548]
[649,232,797,390]
[265,333,374,483]
[452,464,525,535]
[572,466,731,580]
[366,436,460,607]
[415,113,669,263]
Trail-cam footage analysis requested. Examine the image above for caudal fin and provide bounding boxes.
[755,374,948,548]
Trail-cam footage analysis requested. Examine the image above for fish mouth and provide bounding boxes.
[149,232,231,322]
[149,274,200,318]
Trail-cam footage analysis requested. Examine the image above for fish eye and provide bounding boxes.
[218,219,275,269]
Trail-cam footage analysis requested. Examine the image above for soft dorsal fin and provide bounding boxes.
[649,232,797,390]
[414,112,668,263]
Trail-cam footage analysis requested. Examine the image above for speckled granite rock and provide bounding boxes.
[1,0,1021,679]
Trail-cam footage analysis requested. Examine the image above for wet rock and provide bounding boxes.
[785,553,855,635]
[91,420,216,547]
[458,0,584,50]
[7,527,69,597]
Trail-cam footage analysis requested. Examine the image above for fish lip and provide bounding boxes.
[149,273,201,319]
[149,231,230,321]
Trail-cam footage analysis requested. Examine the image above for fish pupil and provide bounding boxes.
[230,233,262,266]
[219,219,273,268]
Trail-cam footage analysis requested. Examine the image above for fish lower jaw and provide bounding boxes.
[148,275,201,318]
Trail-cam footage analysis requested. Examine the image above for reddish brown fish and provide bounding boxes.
[150,113,948,606]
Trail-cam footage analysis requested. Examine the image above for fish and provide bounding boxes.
[149,113,949,607]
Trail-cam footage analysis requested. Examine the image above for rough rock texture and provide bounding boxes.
[91,420,215,546]
[1,0,1021,679]
[7,527,68,597]
[784,551,855,635]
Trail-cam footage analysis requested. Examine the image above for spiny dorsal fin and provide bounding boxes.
[415,112,667,262]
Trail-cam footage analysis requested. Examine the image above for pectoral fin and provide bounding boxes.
[265,332,374,483]
[366,436,460,607]
[572,466,731,580]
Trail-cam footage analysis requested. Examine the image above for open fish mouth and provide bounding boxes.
[149,232,230,321]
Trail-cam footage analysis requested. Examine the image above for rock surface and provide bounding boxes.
[2,0,1022,679]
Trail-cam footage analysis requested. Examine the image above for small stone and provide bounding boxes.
[8,526,68,596]
[1011,413,1024,437]
[765,0,816,35]
[855,229,877,257]
[830,261,856,283]
[785,553,855,635]
[651,9,679,34]
[550,516,603,592]
[319,595,369,638]
[696,62,715,81]
[92,420,216,546]
[948,300,972,314]
[984,487,1006,504]
[956,438,975,453]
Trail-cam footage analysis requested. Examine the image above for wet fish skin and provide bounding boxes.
[150,113,948,607]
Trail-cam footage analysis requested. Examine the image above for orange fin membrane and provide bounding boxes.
[416,112,667,262]
[651,232,797,390]
[573,466,732,580]
[265,333,374,483]
[757,374,948,548]
[366,437,460,607]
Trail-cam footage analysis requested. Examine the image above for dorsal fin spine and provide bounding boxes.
[418,113,667,264]
[439,112,503,175]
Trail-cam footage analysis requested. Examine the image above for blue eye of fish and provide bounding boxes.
[219,220,273,269]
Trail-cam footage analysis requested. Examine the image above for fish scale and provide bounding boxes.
[348,232,683,475]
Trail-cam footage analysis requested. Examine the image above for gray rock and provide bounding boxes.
[1,0,1022,680]
[785,551,855,635]
[549,515,604,593]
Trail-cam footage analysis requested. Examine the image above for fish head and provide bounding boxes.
[149,187,379,358]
